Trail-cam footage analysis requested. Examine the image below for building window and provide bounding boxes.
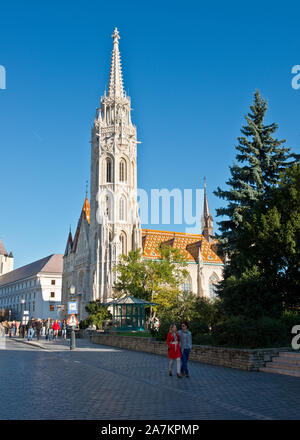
[50,292,55,298]
[106,158,112,183]
[119,197,126,221]
[104,195,112,220]
[51,280,55,285]
[119,159,127,182]
[120,232,127,255]
[49,305,55,311]
[209,274,219,301]
[181,283,191,292]
[181,275,192,293]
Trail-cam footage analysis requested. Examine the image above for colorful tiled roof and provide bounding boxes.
[141,229,223,264]
[68,197,90,255]
[82,197,90,225]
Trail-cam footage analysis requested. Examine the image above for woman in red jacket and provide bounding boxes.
[166,324,182,378]
[52,320,60,341]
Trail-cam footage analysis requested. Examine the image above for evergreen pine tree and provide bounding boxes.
[214,90,291,253]
[219,163,300,319]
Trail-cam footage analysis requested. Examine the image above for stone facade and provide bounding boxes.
[0,254,63,321]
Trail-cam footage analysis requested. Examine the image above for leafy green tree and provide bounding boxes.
[113,249,150,300]
[214,90,291,254]
[85,301,112,329]
[219,163,300,318]
[113,244,189,321]
[146,245,188,296]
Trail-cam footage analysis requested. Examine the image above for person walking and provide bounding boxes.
[178,321,192,378]
[46,318,52,340]
[41,320,46,337]
[35,319,43,341]
[3,321,9,335]
[11,321,16,337]
[0,322,4,338]
[52,319,60,341]
[61,319,67,340]
[27,317,35,341]
[166,324,182,378]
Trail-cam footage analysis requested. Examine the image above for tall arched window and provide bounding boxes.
[209,274,219,301]
[120,232,127,255]
[119,196,126,221]
[105,195,112,221]
[131,161,135,186]
[106,158,112,183]
[181,275,192,292]
[119,159,127,182]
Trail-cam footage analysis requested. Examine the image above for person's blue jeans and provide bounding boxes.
[181,348,191,375]
[27,328,34,340]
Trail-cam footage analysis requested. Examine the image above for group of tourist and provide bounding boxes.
[167,321,192,378]
[0,318,68,341]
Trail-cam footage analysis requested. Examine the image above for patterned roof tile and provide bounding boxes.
[141,229,223,264]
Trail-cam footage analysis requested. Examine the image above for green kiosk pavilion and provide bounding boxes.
[105,296,156,331]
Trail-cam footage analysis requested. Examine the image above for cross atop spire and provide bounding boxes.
[108,27,125,98]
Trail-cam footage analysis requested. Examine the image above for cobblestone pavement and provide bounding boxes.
[0,336,299,420]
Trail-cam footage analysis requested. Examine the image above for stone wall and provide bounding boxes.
[90,333,289,371]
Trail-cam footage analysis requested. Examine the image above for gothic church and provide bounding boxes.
[62,29,224,320]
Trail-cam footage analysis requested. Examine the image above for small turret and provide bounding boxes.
[0,239,14,276]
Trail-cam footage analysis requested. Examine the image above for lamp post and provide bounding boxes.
[20,298,25,319]
[69,285,76,350]
[20,299,25,338]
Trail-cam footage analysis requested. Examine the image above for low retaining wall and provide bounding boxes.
[90,333,288,371]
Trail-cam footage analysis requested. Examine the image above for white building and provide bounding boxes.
[62,29,224,321]
[0,239,14,276]
[0,254,63,321]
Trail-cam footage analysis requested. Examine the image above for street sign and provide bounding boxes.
[68,301,78,315]
[67,314,78,326]
[23,310,29,315]
[57,305,65,311]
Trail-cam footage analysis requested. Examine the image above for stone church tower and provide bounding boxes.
[63,29,141,315]
[89,28,141,303]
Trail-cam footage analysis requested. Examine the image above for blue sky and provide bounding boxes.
[1,0,300,269]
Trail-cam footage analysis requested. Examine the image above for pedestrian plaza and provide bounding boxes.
[0,337,299,420]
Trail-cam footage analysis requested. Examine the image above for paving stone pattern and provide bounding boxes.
[0,337,299,420]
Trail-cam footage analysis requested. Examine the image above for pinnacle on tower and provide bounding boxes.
[107,28,125,98]
[202,177,214,242]
[0,238,8,256]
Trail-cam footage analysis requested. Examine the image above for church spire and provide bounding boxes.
[203,177,210,218]
[202,177,214,242]
[107,28,125,98]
